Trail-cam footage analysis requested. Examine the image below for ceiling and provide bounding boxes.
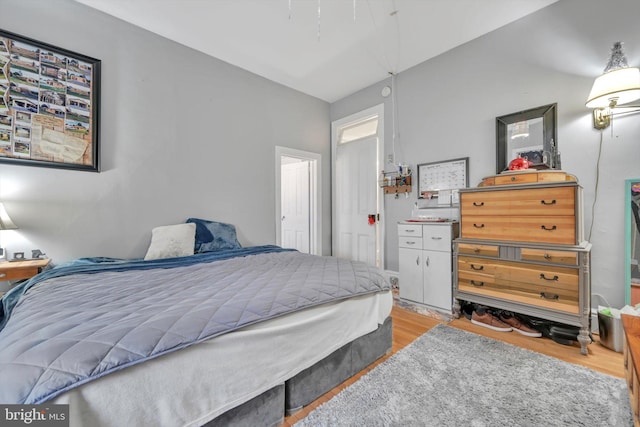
[74,0,558,103]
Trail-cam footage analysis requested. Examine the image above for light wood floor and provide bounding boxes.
[282,305,625,426]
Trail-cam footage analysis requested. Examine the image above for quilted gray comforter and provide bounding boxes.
[0,247,389,404]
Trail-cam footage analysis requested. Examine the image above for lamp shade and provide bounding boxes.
[0,203,18,230]
[586,66,640,108]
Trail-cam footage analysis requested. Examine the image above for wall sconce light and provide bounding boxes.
[586,42,640,130]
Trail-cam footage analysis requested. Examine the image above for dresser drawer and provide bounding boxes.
[457,279,579,314]
[457,243,499,257]
[494,173,540,185]
[458,256,497,275]
[458,270,496,288]
[0,266,40,281]
[460,259,577,296]
[422,225,452,251]
[494,260,579,290]
[398,236,422,249]
[398,224,422,237]
[457,256,579,315]
[460,215,576,244]
[460,186,575,217]
[520,248,578,266]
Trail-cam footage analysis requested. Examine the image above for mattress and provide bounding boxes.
[53,289,393,427]
[1,247,389,405]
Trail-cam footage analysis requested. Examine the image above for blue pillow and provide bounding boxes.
[186,218,242,253]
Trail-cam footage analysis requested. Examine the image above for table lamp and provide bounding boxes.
[0,202,18,261]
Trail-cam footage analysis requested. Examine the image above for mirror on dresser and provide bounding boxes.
[627,178,640,305]
[495,103,558,174]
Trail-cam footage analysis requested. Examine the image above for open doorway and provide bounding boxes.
[275,146,322,255]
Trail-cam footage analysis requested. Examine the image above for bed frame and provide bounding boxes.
[205,317,393,426]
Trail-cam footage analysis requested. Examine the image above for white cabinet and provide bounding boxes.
[398,222,458,313]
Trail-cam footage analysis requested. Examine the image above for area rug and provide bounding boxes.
[295,324,632,427]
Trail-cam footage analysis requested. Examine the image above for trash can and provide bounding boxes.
[598,311,623,353]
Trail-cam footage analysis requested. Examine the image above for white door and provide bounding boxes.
[334,136,378,265]
[332,105,384,268]
[281,159,310,253]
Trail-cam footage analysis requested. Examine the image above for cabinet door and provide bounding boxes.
[423,249,452,312]
[399,247,423,303]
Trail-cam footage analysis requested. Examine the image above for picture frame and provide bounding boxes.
[417,157,469,199]
[0,28,100,172]
[495,103,557,174]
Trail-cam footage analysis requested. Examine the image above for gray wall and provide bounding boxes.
[0,0,331,264]
[331,0,640,308]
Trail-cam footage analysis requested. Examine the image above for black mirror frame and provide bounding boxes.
[496,103,557,174]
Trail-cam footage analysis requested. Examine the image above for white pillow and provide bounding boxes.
[144,223,196,260]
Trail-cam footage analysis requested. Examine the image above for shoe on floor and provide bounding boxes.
[498,313,542,337]
[471,310,512,332]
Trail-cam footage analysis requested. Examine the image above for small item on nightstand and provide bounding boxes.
[31,249,45,259]
[12,252,24,260]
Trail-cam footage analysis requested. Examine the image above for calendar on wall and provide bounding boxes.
[417,157,469,199]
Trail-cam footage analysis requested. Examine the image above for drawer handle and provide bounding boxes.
[470,264,484,271]
[473,248,480,253]
[543,253,552,260]
[405,229,415,232]
[470,280,484,287]
[473,223,485,229]
[431,237,443,240]
[540,199,557,205]
[511,176,517,181]
[473,202,484,207]
[540,225,557,231]
[405,241,416,245]
[540,292,559,300]
[540,273,559,281]
[0,273,5,278]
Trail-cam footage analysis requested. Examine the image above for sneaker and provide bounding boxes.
[471,310,513,332]
[498,313,542,337]
[461,302,475,320]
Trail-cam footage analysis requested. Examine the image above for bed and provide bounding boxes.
[0,219,392,427]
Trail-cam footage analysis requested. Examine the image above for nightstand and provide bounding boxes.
[0,258,50,282]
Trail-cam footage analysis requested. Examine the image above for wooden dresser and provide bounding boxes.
[623,314,640,426]
[453,171,592,355]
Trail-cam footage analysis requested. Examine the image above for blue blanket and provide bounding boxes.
[0,245,289,332]
[0,246,389,404]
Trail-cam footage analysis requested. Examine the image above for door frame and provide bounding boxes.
[275,146,322,256]
[331,103,385,267]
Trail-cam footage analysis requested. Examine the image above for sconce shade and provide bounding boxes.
[586,67,640,108]
[0,203,18,230]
